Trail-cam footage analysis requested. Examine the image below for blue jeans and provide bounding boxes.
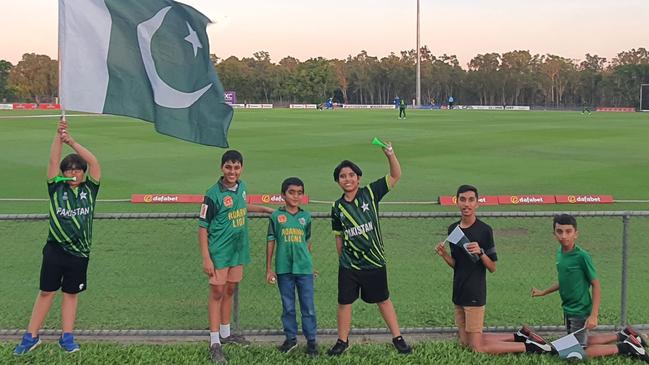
[277,274,317,341]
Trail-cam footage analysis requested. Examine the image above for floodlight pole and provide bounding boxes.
[416,0,421,106]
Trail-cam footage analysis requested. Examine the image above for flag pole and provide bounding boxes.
[57,0,66,121]
[415,0,421,106]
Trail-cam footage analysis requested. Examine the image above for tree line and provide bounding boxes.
[2,47,649,107]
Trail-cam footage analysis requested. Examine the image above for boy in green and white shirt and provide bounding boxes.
[266,177,318,356]
[198,150,273,364]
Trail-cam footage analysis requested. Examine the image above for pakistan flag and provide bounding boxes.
[59,0,233,147]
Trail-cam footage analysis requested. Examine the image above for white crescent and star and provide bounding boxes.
[136,6,211,109]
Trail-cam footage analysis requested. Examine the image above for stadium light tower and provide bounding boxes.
[416,0,421,106]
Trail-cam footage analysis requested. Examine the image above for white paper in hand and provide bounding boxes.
[446,225,470,245]
[446,226,479,262]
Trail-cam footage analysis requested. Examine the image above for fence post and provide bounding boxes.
[233,284,240,331]
[620,214,630,327]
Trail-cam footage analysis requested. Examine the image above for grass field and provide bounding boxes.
[1,109,648,213]
[1,109,648,363]
[3,215,649,331]
[0,341,646,365]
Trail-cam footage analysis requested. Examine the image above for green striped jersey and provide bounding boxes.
[331,175,390,270]
[198,178,250,269]
[46,176,100,258]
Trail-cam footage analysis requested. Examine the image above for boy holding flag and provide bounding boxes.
[14,118,101,355]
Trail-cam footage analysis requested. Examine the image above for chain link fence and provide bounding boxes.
[1,211,647,332]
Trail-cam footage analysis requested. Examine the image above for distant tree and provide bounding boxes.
[249,51,277,103]
[8,53,57,102]
[197,47,649,107]
[215,56,254,102]
[538,55,576,107]
[0,60,13,101]
[577,54,607,106]
[467,53,500,105]
[330,59,349,103]
[609,65,649,107]
[294,57,336,103]
[275,56,301,103]
[347,51,378,104]
[376,53,411,104]
[611,48,649,67]
[500,50,538,105]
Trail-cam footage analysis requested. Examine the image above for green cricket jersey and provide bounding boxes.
[557,245,598,317]
[46,176,100,258]
[267,207,313,275]
[331,175,390,270]
[199,178,250,269]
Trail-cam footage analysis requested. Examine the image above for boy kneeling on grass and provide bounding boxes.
[435,185,555,355]
[532,214,648,361]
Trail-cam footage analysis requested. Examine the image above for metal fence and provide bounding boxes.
[1,211,648,332]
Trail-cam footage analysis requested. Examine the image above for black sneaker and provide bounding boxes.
[278,339,298,353]
[619,325,648,347]
[392,336,412,354]
[619,336,649,362]
[306,340,319,357]
[327,339,349,356]
[516,326,550,346]
[220,334,250,346]
[514,325,532,342]
[524,338,554,354]
[209,343,227,364]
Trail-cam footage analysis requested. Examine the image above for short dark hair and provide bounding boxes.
[221,150,243,166]
[333,160,362,182]
[60,154,87,173]
[456,184,479,199]
[281,177,304,194]
[553,214,577,230]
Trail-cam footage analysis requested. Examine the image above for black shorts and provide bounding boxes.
[338,266,389,305]
[40,242,89,294]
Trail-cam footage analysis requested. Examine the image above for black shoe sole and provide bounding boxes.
[327,346,349,356]
[279,344,297,353]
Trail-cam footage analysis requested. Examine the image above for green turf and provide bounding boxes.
[1,109,648,213]
[0,341,643,365]
[1,109,648,332]
[2,215,647,330]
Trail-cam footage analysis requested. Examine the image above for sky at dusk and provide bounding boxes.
[1,0,647,67]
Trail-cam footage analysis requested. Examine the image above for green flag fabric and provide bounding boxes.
[59,0,233,147]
